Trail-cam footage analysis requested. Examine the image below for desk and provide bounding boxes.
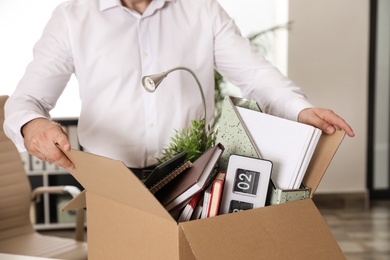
[0,254,61,260]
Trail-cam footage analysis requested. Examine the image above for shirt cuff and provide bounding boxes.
[287,97,314,122]
[4,111,48,152]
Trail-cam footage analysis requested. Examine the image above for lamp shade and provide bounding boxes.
[142,73,168,93]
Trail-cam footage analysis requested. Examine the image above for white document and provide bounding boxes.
[236,106,322,190]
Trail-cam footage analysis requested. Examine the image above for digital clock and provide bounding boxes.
[220,155,273,215]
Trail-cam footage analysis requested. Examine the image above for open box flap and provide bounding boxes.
[179,199,345,259]
[178,226,196,260]
[303,130,346,197]
[62,149,173,222]
[86,192,179,260]
[62,190,86,211]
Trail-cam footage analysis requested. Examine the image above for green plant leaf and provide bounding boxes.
[158,118,217,163]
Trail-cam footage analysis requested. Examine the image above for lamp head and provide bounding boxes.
[142,73,168,93]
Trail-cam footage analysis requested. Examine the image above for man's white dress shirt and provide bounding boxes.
[4,0,313,167]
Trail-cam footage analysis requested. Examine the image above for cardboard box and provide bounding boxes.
[57,195,77,223]
[63,129,346,259]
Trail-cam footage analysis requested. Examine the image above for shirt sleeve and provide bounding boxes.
[209,0,313,121]
[4,4,74,151]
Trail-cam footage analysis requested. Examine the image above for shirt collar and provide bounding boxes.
[99,0,176,12]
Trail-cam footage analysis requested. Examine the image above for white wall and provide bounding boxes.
[288,0,369,193]
[0,0,80,118]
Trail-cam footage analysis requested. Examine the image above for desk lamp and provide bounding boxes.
[142,66,212,162]
[141,66,207,121]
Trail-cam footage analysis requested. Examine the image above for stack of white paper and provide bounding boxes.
[236,106,322,190]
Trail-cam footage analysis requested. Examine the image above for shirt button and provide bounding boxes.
[143,51,149,57]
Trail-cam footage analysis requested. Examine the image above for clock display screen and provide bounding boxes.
[233,168,260,196]
[228,200,254,213]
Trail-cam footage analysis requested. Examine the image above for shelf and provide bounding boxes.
[23,119,83,231]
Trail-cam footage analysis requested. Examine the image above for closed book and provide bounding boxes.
[156,143,225,212]
[168,197,193,221]
[190,205,203,220]
[206,171,226,218]
[201,185,212,219]
[177,192,202,223]
[149,161,192,194]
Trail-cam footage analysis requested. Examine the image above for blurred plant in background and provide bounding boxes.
[214,21,292,123]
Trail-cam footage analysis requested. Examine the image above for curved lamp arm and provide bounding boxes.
[141,66,207,122]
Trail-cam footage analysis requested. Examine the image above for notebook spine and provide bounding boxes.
[150,161,192,194]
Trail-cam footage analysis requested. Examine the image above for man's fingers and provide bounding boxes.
[298,108,332,133]
[46,129,74,170]
[320,110,355,137]
[55,126,71,151]
[298,108,355,137]
[28,144,74,171]
[50,147,74,170]
[22,118,74,170]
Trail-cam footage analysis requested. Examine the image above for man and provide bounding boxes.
[4,0,354,172]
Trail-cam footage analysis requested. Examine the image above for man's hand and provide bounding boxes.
[298,108,355,137]
[22,118,74,170]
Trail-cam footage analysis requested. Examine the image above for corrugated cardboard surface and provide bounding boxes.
[63,190,86,211]
[303,130,345,196]
[180,199,345,260]
[178,227,196,260]
[64,149,171,221]
[87,192,178,259]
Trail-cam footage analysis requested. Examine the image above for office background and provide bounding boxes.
[1,0,388,207]
[289,0,389,205]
